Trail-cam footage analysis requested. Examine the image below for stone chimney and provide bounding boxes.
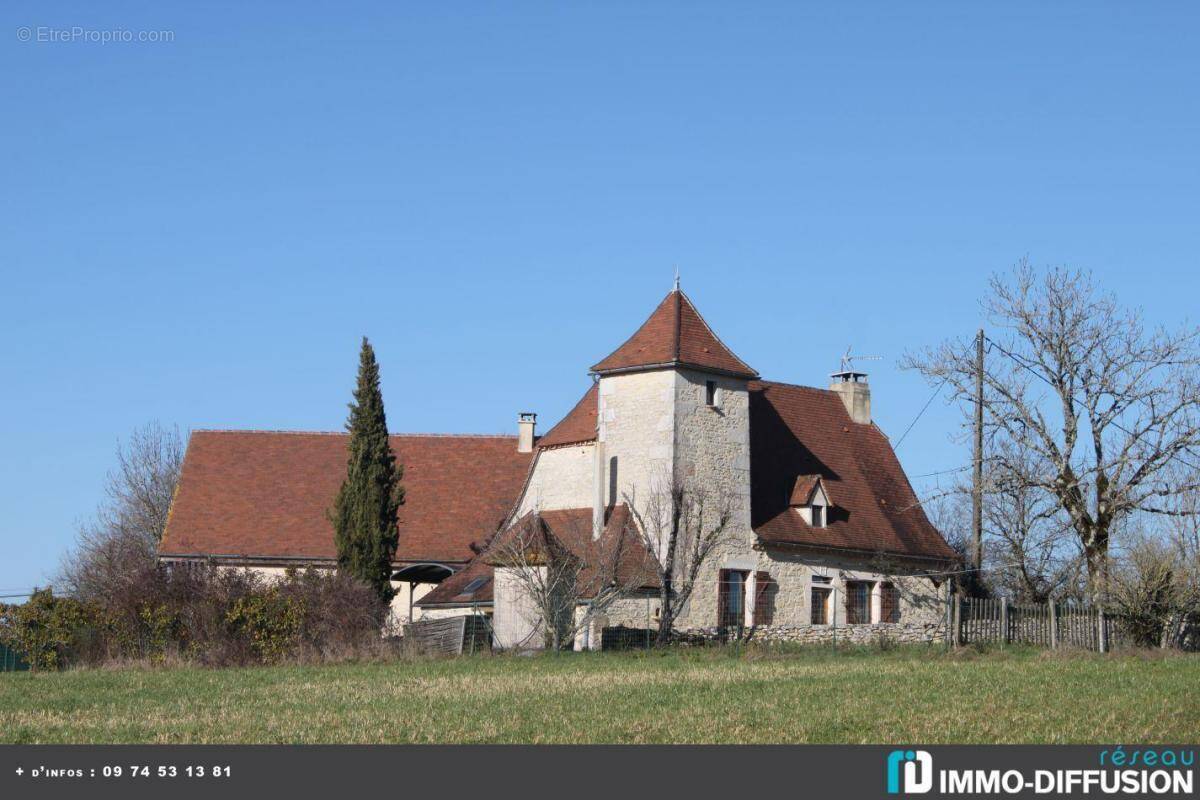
[829,371,871,425]
[517,412,537,453]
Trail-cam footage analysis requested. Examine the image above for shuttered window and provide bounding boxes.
[718,569,747,628]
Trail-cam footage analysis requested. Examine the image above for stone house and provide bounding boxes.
[160,286,957,648]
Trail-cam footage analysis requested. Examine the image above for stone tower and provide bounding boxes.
[590,288,758,561]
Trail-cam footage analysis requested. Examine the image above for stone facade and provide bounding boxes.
[597,369,677,517]
[517,442,596,514]
[755,549,947,628]
[668,369,758,629]
[491,566,545,649]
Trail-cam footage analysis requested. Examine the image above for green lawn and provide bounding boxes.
[2,646,1197,744]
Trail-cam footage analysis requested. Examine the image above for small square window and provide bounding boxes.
[705,380,719,407]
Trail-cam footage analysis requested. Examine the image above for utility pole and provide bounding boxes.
[972,328,985,575]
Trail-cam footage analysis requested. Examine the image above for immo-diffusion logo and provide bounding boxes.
[884,747,1194,795]
[887,750,933,794]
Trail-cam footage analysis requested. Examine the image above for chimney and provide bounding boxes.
[517,412,537,453]
[829,371,871,425]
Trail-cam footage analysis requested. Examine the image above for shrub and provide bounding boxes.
[4,567,388,670]
[225,588,304,663]
[0,589,96,671]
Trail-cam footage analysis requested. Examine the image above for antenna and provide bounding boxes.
[673,265,680,291]
[838,345,882,373]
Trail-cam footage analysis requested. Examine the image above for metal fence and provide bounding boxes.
[1,642,28,672]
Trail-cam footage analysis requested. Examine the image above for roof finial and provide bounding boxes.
[673,265,680,292]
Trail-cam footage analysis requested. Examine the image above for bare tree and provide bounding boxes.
[625,476,736,645]
[487,508,652,650]
[922,485,992,597]
[984,444,1083,602]
[905,263,1200,602]
[1108,527,1200,649]
[58,422,184,601]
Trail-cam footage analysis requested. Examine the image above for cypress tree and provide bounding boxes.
[331,337,404,603]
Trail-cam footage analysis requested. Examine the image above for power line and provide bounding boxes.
[894,376,949,451]
[911,465,972,479]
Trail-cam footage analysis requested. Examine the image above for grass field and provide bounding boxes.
[2,645,1197,744]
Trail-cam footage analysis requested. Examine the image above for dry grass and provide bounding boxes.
[2,645,1197,744]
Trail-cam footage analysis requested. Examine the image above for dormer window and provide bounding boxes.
[789,474,834,528]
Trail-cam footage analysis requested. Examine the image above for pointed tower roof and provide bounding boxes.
[591,289,758,379]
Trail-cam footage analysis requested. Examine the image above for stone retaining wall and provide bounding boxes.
[676,621,946,646]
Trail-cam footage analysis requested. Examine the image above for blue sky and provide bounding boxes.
[2,2,1198,593]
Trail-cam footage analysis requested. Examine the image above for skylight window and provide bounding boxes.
[461,577,487,594]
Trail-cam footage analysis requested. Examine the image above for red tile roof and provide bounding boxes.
[591,290,758,379]
[789,474,830,507]
[536,384,599,449]
[749,382,956,562]
[419,504,657,607]
[414,557,495,605]
[160,430,533,565]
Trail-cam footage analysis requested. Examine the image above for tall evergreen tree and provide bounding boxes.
[331,337,404,603]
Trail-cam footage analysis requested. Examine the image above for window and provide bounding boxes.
[705,380,719,407]
[810,574,832,624]
[845,580,872,624]
[718,569,746,628]
[810,587,831,624]
[880,582,901,623]
[810,504,825,528]
[461,577,488,595]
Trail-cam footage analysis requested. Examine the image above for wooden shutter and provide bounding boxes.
[753,571,772,626]
[717,569,731,627]
[881,582,900,623]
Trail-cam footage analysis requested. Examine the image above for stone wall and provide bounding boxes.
[669,369,759,629]
[677,621,946,646]
[597,370,676,531]
[672,369,752,520]
[491,566,545,649]
[517,442,596,514]
[756,549,947,628]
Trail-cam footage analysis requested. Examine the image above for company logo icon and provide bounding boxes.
[886,750,933,794]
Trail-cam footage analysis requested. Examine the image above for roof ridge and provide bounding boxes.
[192,428,518,439]
[751,379,836,394]
[672,288,683,361]
[677,289,756,376]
